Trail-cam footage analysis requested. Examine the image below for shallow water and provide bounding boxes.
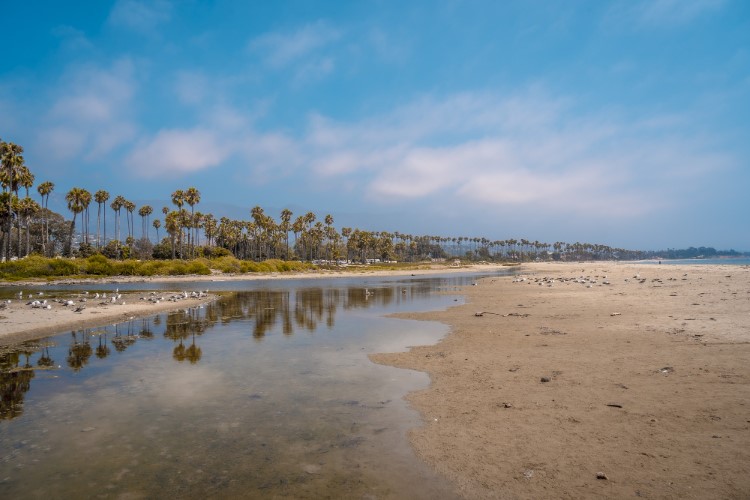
[0,273,502,498]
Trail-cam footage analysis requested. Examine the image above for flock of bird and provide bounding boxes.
[512,272,683,289]
[1,289,211,313]
[512,275,613,288]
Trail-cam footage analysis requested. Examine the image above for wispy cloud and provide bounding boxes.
[107,0,172,33]
[249,21,342,68]
[37,58,138,162]
[300,89,733,218]
[608,0,726,28]
[126,128,229,176]
[52,25,94,52]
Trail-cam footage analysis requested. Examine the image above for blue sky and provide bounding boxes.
[2,0,749,250]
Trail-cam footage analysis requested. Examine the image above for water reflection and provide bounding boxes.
[0,275,495,498]
[0,349,35,420]
[1,280,451,420]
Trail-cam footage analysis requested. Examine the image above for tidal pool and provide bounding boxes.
[0,274,499,498]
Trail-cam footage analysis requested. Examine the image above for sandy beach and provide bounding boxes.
[0,291,219,344]
[372,261,750,499]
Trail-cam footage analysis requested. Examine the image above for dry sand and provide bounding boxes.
[371,262,750,499]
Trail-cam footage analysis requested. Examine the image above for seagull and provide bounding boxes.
[74,305,85,313]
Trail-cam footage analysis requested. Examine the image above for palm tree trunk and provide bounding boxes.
[25,215,30,256]
[67,218,76,256]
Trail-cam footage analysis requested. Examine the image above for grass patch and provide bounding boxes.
[0,255,315,281]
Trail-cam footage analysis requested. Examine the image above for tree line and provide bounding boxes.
[2,138,650,264]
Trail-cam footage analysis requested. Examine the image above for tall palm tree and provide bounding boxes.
[37,181,54,255]
[110,195,125,257]
[138,205,153,241]
[19,197,40,256]
[124,200,135,241]
[171,190,185,258]
[79,189,92,245]
[65,187,85,255]
[184,187,200,257]
[1,141,24,260]
[280,208,293,260]
[153,219,161,242]
[94,190,109,249]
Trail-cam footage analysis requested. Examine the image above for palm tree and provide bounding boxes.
[171,190,185,258]
[37,181,54,255]
[79,189,92,246]
[280,208,293,260]
[139,205,153,241]
[184,187,200,257]
[19,197,40,256]
[124,200,136,241]
[1,141,24,260]
[94,190,109,249]
[110,195,125,257]
[153,219,161,242]
[165,211,180,259]
[65,187,86,255]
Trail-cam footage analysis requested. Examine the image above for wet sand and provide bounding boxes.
[371,262,750,499]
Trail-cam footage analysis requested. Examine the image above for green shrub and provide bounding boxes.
[83,254,114,276]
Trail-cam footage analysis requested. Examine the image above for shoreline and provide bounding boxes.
[0,262,514,288]
[0,292,220,345]
[0,264,510,345]
[371,261,750,498]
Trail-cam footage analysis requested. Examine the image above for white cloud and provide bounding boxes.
[37,59,138,162]
[108,0,172,32]
[297,89,732,219]
[174,71,209,105]
[639,0,725,25]
[607,0,726,28]
[126,128,229,176]
[249,21,341,68]
[52,25,94,52]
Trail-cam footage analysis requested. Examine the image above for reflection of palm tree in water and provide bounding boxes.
[173,333,202,364]
[139,318,154,339]
[1,351,35,420]
[37,345,55,368]
[173,340,186,362]
[67,331,93,372]
[112,323,128,352]
[186,333,202,364]
[96,334,111,359]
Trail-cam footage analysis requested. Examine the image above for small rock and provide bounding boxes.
[596,472,608,480]
[540,377,551,383]
[302,464,321,475]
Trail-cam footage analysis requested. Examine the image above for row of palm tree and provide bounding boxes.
[2,137,648,263]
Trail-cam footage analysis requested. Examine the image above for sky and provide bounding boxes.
[2,0,749,251]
